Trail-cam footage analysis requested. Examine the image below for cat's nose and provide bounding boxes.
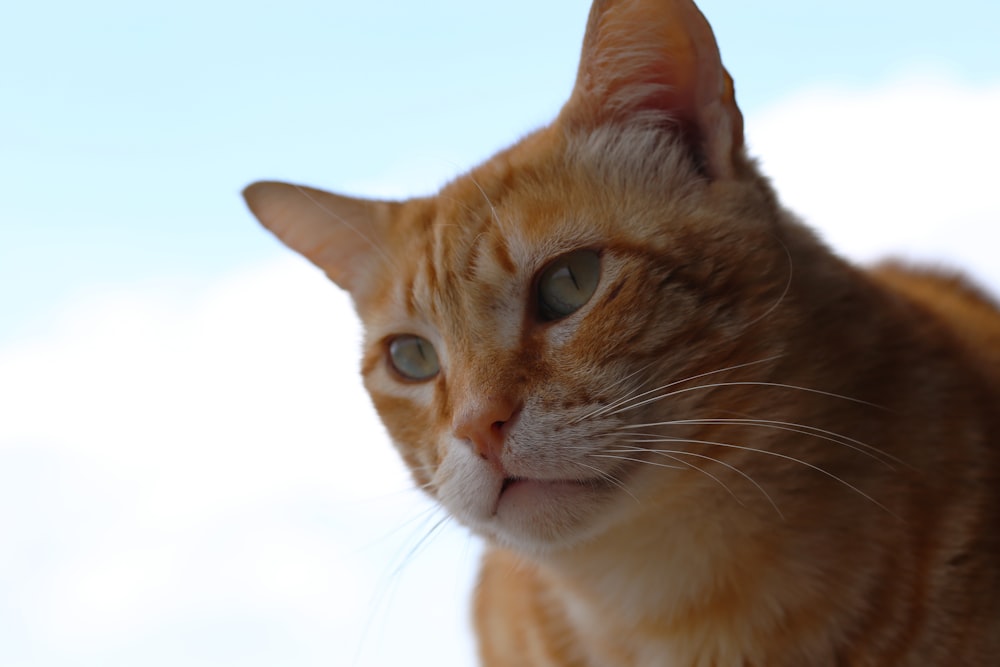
[453,397,521,469]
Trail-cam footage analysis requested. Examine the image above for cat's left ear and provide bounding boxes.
[243,181,397,298]
[560,0,744,180]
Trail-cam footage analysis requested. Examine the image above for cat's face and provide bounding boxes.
[348,127,794,552]
[245,0,808,553]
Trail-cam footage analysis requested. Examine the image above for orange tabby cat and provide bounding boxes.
[243,0,1000,664]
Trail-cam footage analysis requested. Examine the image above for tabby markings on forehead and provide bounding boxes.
[566,124,700,193]
[463,231,528,353]
[409,253,436,318]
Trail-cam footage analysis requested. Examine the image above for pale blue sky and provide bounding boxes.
[1,2,998,666]
[2,0,998,342]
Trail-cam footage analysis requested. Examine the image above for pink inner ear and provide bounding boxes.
[559,0,744,180]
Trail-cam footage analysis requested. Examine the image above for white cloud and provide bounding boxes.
[340,154,465,200]
[0,258,479,666]
[3,73,999,667]
[748,72,1000,292]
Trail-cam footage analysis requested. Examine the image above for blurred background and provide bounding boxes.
[2,0,998,665]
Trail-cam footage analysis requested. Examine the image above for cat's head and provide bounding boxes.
[245,0,811,553]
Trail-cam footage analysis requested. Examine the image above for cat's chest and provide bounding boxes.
[559,600,703,667]
[551,571,696,667]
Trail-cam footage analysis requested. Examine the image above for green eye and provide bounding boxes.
[537,249,601,321]
[388,335,440,381]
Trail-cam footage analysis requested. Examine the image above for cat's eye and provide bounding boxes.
[536,249,601,321]
[388,335,440,381]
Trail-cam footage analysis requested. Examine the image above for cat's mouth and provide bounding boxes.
[501,476,580,494]
[494,475,612,515]
[500,476,526,494]
[477,465,638,545]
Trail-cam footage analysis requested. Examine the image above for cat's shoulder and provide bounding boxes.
[868,260,1000,369]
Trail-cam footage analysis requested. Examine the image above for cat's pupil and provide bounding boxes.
[388,335,439,381]
[537,249,601,321]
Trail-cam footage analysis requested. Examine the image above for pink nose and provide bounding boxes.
[453,396,521,468]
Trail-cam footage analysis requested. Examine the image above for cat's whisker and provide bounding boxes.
[598,445,785,519]
[404,465,442,495]
[621,417,904,469]
[607,380,887,418]
[601,360,662,398]
[615,435,898,518]
[390,512,454,579]
[356,499,441,555]
[581,355,785,423]
[437,193,489,224]
[742,232,794,330]
[572,459,641,504]
[415,481,437,495]
[354,506,456,667]
[592,451,749,510]
[468,175,502,227]
[572,367,657,424]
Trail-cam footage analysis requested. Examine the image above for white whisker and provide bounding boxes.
[583,355,785,423]
[573,459,641,504]
[593,452,747,508]
[390,513,453,578]
[608,380,886,417]
[601,445,785,519]
[468,176,501,227]
[743,232,793,329]
[572,360,660,423]
[623,417,903,469]
[615,435,897,518]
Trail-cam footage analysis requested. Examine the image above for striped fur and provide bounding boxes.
[244,0,1000,664]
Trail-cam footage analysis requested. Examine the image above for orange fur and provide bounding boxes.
[244,0,1000,664]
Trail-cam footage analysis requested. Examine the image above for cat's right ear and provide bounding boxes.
[560,0,745,180]
[243,181,397,296]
